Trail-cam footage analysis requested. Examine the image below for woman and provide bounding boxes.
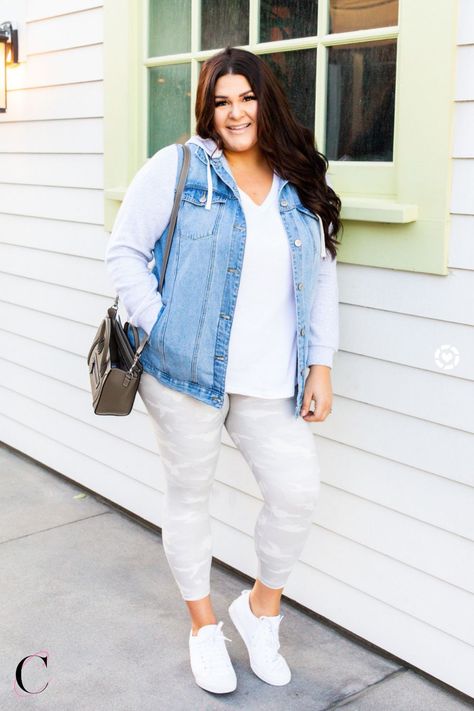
[105,46,341,695]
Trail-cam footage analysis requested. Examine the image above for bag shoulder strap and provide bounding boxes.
[159,143,191,293]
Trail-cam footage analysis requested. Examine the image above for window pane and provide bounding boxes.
[201,0,249,50]
[149,0,191,57]
[259,0,318,43]
[148,64,191,155]
[326,40,396,161]
[329,0,398,34]
[260,49,316,134]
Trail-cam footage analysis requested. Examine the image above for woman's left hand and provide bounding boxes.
[300,365,333,421]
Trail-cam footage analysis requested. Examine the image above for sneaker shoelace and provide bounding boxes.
[197,621,233,673]
[255,614,284,663]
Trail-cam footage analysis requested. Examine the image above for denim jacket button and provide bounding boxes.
[199,194,206,203]
[300,327,305,336]
[294,239,302,247]
[280,199,288,207]
[298,282,304,290]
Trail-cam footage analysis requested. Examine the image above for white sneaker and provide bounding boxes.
[228,589,291,686]
[188,621,237,694]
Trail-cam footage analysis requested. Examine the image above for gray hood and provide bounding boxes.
[185,135,223,210]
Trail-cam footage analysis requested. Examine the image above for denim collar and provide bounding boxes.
[184,134,290,211]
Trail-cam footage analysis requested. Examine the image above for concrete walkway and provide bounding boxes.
[1,443,473,711]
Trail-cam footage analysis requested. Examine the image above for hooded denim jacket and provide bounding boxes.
[130,136,328,419]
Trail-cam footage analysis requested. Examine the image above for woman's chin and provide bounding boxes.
[221,133,258,152]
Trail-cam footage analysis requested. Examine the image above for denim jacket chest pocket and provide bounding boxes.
[177,189,227,240]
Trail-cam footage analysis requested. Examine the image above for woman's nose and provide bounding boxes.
[228,103,244,119]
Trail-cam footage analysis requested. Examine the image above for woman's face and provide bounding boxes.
[213,73,258,153]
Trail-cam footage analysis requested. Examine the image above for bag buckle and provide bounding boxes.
[128,353,140,375]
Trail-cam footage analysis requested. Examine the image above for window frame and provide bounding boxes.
[104,0,458,275]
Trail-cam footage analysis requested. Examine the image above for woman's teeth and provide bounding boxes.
[228,123,250,131]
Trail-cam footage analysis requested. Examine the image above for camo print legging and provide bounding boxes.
[138,372,321,601]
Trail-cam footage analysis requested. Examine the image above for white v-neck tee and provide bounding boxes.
[225,172,298,398]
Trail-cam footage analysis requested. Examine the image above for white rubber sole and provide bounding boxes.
[192,674,237,694]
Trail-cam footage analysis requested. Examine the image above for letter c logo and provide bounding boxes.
[15,653,49,694]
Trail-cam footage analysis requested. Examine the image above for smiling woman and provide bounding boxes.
[105,45,340,696]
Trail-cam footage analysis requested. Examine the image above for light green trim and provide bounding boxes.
[104,0,146,233]
[249,0,259,46]
[104,0,458,275]
[341,198,418,223]
[104,187,128,201]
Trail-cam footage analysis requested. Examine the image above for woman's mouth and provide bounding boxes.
[227,123,251,132]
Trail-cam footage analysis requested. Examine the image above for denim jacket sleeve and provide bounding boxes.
[104,143,178,335]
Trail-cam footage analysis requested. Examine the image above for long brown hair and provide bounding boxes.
[195,46,342,258]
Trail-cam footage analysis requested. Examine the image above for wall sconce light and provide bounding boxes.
[0,21,19,113]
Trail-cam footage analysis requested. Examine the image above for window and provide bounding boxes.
[104,0,457,275]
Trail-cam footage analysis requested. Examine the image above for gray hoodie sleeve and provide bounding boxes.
[104,143,179,335]
[307,246,339,368]
[307,173,339,368]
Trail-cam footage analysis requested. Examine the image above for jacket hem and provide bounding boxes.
[140,361,224,409]
[140,361,302,418]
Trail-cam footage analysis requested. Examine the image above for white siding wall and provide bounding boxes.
[0,0,472,697]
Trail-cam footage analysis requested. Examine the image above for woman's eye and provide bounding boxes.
[214,95,256,107]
